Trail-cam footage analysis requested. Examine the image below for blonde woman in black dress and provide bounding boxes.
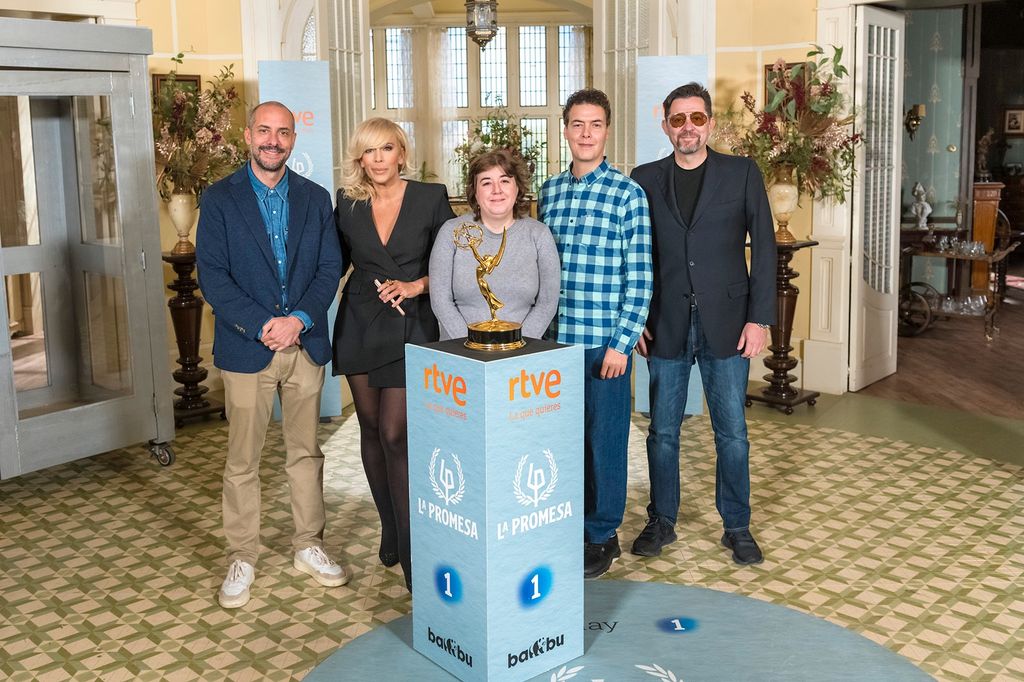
[333,118,455,591]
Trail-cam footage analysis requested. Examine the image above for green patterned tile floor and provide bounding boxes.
[0,399,1021,681]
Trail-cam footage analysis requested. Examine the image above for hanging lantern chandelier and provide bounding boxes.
[465,0,498,49]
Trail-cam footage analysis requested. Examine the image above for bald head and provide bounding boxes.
[247,101,294,131]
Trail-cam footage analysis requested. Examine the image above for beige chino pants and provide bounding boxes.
[221,346,326,566]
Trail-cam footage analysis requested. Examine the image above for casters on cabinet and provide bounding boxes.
[148,441,175,466]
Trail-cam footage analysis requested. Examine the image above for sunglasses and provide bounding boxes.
[667,111,710,128]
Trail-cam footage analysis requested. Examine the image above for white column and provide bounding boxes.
[324,0,370,190]
[240,0,283,98]
[592,0,649,172]
[647,0,716,85]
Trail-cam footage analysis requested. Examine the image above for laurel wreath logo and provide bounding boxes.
[428,448,465,506]
[512,449,558,507]
[549,664,584,682]
[635,663,682,681]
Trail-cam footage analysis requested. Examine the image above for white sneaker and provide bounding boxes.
[294,546,349,587]
[218,559,255,608]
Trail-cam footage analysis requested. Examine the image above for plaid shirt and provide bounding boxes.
[539,159,653,354]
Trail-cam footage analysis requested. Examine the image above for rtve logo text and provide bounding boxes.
[423,363,467,406]
[422,363,562,405]
[508,368,560,401]
[288,109,316,129]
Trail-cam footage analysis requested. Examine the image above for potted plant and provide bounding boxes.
[153,57,247,254]
[716,45,863,243]
[452,106,546,196]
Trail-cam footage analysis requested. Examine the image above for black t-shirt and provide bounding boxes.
[673,161,706,225]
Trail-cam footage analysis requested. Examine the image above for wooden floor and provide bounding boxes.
[859,266,1024,421]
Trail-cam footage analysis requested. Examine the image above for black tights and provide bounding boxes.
[346,374,411,586]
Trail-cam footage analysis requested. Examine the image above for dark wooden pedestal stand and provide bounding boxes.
[163,251,225,428]
[745,240,821,415]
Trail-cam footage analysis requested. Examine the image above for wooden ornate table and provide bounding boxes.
[745,240,820,415]
[162,251,225,428]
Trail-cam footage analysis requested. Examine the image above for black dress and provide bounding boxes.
[332,181,456,387]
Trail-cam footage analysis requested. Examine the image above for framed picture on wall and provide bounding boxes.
[151,73,201,101]
[1004,108,1024,137]
[764,62,808,106]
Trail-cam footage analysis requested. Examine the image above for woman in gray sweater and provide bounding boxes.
[430,149,560,340]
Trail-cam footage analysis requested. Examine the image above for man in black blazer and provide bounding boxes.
[629,83,776,565]
[197,101,345,608]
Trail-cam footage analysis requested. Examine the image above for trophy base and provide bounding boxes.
[465,319,526,352]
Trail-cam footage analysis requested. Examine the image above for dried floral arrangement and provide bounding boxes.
[153,57,247,203]
[716,45,863,202]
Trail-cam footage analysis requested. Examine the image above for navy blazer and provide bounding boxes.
[196,164,342,373]
[630,148,776,358]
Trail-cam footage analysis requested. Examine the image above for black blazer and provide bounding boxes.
[332,180,455,376]
[630,148,776,359]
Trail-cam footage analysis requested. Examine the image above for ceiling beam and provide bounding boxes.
[411,2,435,20]
[536,0,593,21]
[370,0,434,24]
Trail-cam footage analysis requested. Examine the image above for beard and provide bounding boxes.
[252,145,288,172]
[674,135,704,155]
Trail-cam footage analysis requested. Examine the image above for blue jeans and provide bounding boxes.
[646,306,752,532]
[583,345,632,543]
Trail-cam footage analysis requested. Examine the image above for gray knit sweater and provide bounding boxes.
[429,216,561,340]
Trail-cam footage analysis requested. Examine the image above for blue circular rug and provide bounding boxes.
[305,580,928,681]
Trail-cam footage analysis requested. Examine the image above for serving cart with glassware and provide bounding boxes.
[898,229,1020,340]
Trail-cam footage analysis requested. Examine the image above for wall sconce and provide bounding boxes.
[904,104,926,140]
[466,0,498,49]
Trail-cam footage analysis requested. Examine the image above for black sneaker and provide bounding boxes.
[583,536,621,579]
[721,529,764,565]
[630,518,677,557]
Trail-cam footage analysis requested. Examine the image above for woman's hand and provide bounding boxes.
[376,277,426,308]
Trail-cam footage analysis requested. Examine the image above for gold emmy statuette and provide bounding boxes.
[453,223,526,351]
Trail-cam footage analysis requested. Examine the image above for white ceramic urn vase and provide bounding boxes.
[766,165,799,244]
[167,192,198,255]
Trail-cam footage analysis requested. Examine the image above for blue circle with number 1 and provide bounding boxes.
[519,566,552,607]
[435,566,462,603]
[658,616,698,633]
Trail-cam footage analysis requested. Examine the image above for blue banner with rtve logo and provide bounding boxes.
[257,60,342,417]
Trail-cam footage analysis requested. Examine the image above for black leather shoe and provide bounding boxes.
[721,529,764,565]
[583,536,621,579]
[630,518,677,557]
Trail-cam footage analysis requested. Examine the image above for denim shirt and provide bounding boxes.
[246,164,312,334]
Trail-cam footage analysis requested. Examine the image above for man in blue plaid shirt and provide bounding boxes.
[539,89,653,579]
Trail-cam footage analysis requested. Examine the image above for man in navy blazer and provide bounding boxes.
[629,83,776,565]
[197,101,344,608]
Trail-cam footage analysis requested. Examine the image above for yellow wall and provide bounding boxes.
[137,0,247,366]
[714,0,819,345]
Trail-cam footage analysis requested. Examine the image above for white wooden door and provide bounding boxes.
[849,6,905,391]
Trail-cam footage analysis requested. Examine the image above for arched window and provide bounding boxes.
[301,11,317,61]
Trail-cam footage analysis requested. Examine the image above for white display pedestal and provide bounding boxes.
[406,339,584,681]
